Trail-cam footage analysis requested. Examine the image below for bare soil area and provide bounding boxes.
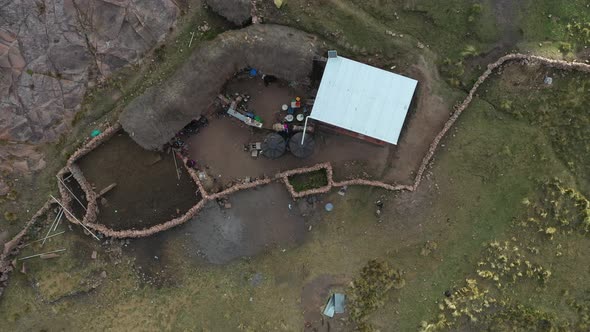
[188,78,391,189]
[381,60,453,184]
[76,132,199,231]
[178,183,307,264]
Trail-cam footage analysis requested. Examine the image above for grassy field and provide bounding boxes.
[2,0,590,331]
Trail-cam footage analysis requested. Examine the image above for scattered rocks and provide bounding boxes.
[91,251,97,260]
[205,0,251,26]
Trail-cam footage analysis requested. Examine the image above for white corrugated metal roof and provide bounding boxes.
[311,55,418,144]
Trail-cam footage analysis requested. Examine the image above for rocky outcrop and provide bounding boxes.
[0,0,180,174]
[120,24,319,150]
[205,0,251,26]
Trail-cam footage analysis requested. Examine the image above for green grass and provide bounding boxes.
[288,169,329,192]
[480,65,590,194]
[346,0,500,56]
[519,0,590,43]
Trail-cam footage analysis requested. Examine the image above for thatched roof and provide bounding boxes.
[119,24,319,150]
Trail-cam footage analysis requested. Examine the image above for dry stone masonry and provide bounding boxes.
[2,50,590,297]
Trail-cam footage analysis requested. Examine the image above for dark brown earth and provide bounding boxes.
[381,59,453,184]
[76,132,199,231]
[187,77,390,189]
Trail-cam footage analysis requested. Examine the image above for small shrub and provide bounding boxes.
[467,3,483,23]
[566,20,590,48]
[4,211,18,223]
[154,44,166,62]
[460,45,479,58]
[500,100,512,112]
[559,42,573,54]
[348,260,404,325]
[6,189,17,201]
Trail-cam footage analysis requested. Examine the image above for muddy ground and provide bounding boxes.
[180,183,307,264]
[76,132,199,231]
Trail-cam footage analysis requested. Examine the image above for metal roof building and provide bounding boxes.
[309,52,418,145]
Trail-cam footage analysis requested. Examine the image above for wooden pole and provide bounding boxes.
[97,183,117,197]
[189,31,195,48]
[19,249,66,261]
[23,231,65,247]
[172,150,181,180]
[50,195,100,241]
[42,209,62,246]
[52,208,64,232]
[56,175,87,212]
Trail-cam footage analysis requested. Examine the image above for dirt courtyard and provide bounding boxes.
[76,132,199,231]
[187,77,392,190]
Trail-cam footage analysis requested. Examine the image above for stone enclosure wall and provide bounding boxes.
[2,49,590,296]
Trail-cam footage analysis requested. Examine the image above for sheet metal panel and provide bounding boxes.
[311,56,418,144]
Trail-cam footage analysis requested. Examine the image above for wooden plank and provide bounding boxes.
[97,183,117,197]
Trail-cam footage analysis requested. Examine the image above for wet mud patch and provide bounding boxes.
[181,184,306,264]
[77,131,199,231]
